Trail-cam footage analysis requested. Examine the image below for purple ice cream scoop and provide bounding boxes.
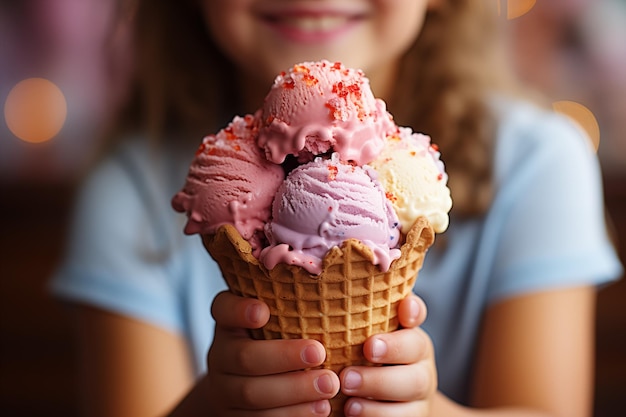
[260,153,401,275]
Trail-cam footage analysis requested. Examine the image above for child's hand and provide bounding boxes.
[207,291,340,416]
[339,294,437,417]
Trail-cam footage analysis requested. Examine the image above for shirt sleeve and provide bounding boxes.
[50,145,188,333]
[486,106,623,303]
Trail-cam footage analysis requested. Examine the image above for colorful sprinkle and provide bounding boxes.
[224,128,237,141]
[302,73,319,87]
[325,102,340,120]
[195,143,207,155]
[385,192,398,203]
[293,64,310,74]
[332,81,362,100]
[327,165,338,180]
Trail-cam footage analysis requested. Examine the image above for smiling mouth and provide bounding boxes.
[271,15,354,33]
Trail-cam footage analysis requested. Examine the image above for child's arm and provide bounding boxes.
[467,286,596,417]
[74,305,197,417]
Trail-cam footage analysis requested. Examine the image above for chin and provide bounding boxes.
[258,51,374,79]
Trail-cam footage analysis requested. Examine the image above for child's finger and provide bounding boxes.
[226,400,333,417]
[343,396,430,417]
[339,361,434,402]
[397,293,428,329]
[210,337,327,375]
[220,369,339,410]
[363,327,430,365]
[211,291,270,329]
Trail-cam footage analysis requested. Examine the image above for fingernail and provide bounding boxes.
[346,400,363,416]
[301,344,323,365]
[343,370,362,390]
[409,297,420,319]
[312,400,330,415]
[245,303,263,324]
[371,338,387,361]
[314,373,336,395]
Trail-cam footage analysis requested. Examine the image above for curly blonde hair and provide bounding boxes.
[112,0,515,217]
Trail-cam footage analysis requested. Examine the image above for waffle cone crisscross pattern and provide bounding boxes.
[203,216,434,416]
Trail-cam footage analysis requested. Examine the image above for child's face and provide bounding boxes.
[202,0,430,93]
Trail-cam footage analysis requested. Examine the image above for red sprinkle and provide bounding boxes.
[302,73,318,86]
[332,82,362,100]
[385,192,398,203]
[293,64,309,73]
[224,128,237,141]
[327,165,338,180]
[431,143,440,152]
[437,173,443,181]
[195,143,206,156]
[325,102,340,120]
[331,81,367,120]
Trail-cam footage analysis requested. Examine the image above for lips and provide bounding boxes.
[274,15,353,33]
[257,7,366,43]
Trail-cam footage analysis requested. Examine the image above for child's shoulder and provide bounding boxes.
[492,95,592,149]
[491,95,596,180]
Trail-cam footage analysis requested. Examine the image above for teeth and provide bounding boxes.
[282,16,348,32]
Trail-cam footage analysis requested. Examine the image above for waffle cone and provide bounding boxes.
[202,216,435,416]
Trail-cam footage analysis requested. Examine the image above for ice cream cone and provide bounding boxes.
[202,216,435,416]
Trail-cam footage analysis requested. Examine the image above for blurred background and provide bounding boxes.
[1,0,625,415]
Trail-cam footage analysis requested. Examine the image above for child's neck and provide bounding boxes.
[367,61,398,104]
[238,72,273,114]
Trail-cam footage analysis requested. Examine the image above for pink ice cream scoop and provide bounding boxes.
[369,127,452,234]
[260,153,401,275]
[257,60,396,165]
[172,114,284,255]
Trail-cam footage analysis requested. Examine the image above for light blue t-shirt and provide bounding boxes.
[51,98,622,404]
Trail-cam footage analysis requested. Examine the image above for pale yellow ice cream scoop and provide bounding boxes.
[369,126,452,234]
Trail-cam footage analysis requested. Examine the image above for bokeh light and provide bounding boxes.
[4,78,67,144]
[552,100,601,152]
[498,0,537,20]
